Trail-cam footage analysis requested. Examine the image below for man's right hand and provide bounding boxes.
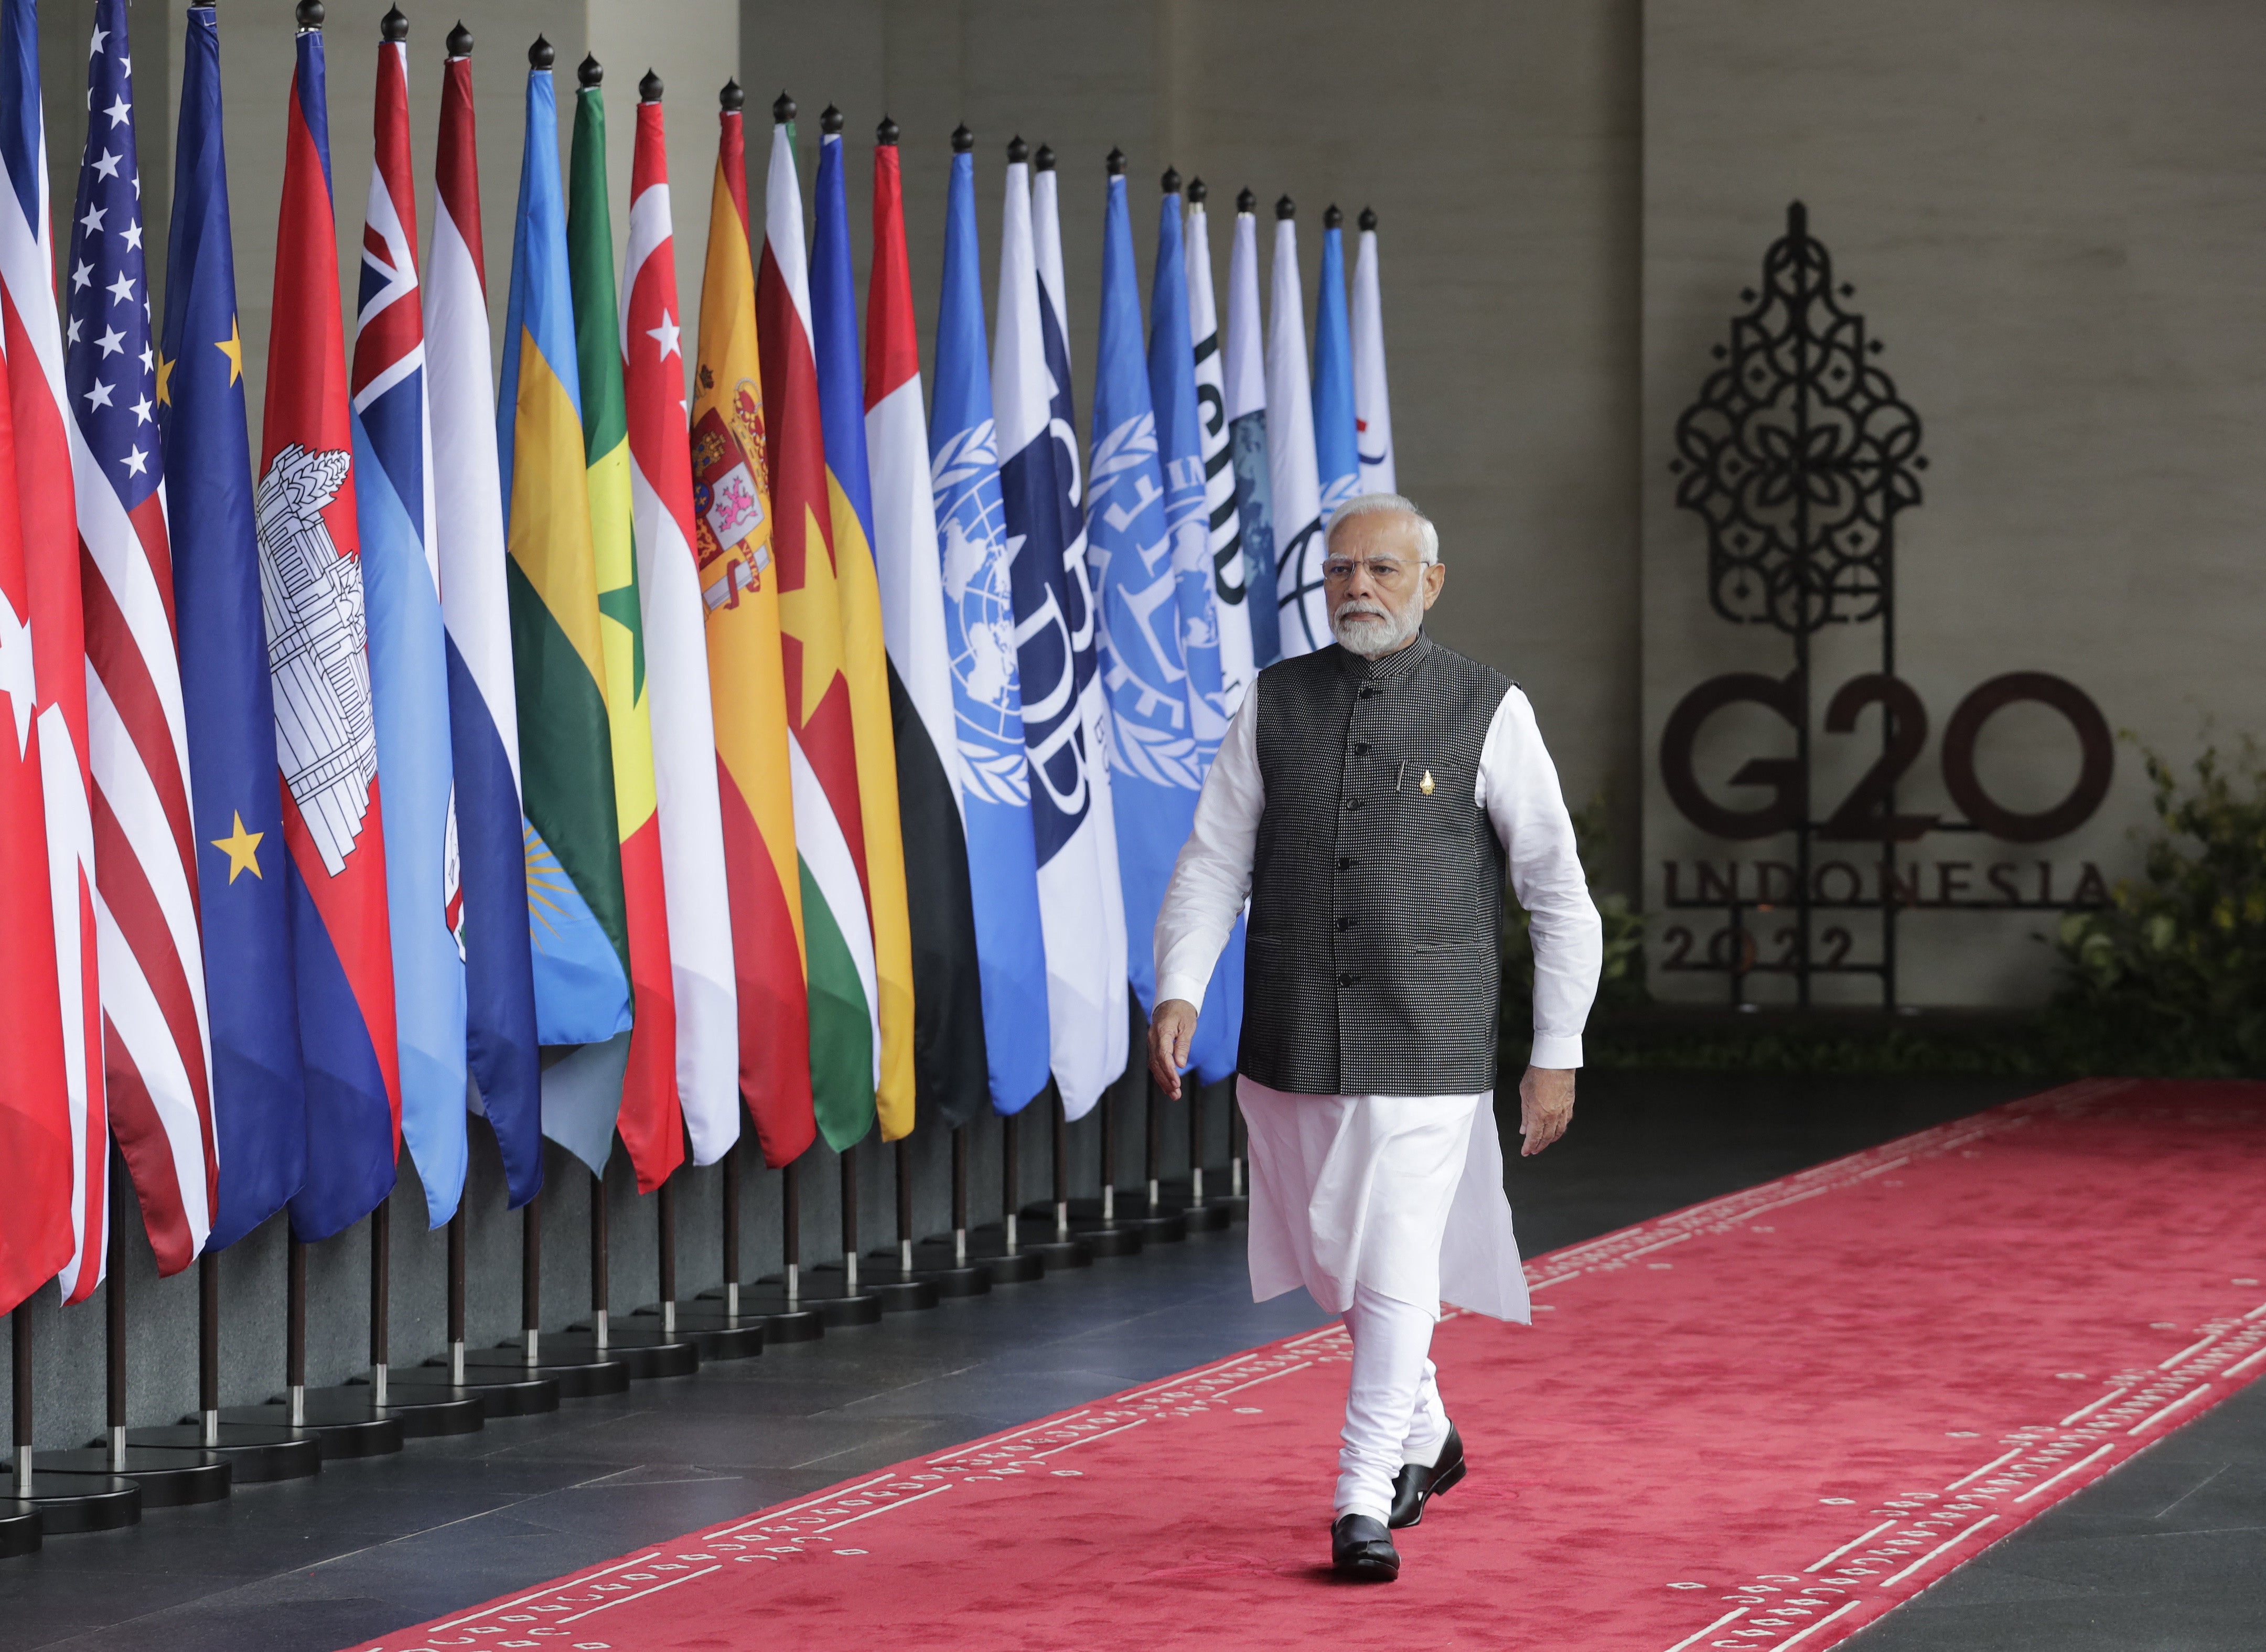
[1147,999,1200,1099]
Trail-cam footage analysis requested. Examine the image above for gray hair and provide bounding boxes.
[1323,492,1439,564]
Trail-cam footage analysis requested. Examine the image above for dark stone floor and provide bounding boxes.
[3,1072,2258,1651]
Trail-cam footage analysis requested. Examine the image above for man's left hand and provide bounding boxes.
[1518,1066,1576,1157]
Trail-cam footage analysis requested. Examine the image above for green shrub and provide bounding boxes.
[2045,739,2266,1076]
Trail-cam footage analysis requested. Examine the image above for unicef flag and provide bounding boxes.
[1091,157,1204,1025]
[932,141,1050,1115]
[1150,171,1242,1082]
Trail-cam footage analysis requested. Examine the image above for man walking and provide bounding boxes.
[1149,493,1601,1582]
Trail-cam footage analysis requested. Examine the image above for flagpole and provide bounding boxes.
[658,1172,677,1338]
[5,1300,141,1532]
[447,1209,466,1383]
[589,1169,607,1350]
[723,1140,741,1317]
[4,1310,37,1551]
[1014,1086,1093,1273]
[369,1195,389,1407]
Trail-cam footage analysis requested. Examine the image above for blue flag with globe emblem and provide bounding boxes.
[1148,177,1241,1082]
[932,143,1050,1114]
[1090,166,1204,1025]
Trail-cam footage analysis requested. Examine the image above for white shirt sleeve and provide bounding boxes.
[1153,681,1264,1010]
[1479,686,1603,1069]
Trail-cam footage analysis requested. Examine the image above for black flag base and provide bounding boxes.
[551,1324,701,1381]
[929,1224,1061,1280]
[304,1382,485,1440]
[0,1466,139,1533]
[0,1496,38,1556]
[443,1344,628,1400]
[860,1247,990,1299]
[696,1288,822,1343]
[804,1261,936,1314]
[629,1304,765,1361]
[1022,1196,1188,1244]
[39,1445,229,1507]
[366,1367,560,1419]
[131,1421,322,1482]
[1148,1182,1240,1231]
[742,1271,881,1328]
[216,1396,406,1460]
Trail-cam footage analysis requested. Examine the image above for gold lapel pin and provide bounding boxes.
[1420,769,1435,795]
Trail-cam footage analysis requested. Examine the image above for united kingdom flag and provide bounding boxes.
[64,0,217,1272]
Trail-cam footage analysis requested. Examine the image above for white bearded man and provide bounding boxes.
[1149,493,1602,1583]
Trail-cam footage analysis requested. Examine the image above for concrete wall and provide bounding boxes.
[1640,1,2266,1005]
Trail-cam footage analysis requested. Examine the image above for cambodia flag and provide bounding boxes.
[258,14,400,1242]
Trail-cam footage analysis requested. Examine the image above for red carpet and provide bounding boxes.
[351,1079,2266,1652]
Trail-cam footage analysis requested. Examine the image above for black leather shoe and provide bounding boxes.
[1388,1423,1466,1529]
[1331,1513,1400,1582]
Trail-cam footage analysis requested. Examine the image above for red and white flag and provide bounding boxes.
[66,2,215,1272]
[623,83,737,1164]
[3,0,105,1303]
[0,287,72,1314]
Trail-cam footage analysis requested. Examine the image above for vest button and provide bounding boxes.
[1336,856,1354,871]
[1333,916,1355,931]
[1353,742,1371,756]
[1344,797,1362,811]
[1336,972,1361,988]
[1358,685,1379,699]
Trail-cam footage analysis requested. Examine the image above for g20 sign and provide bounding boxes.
[1660,670,2112,846]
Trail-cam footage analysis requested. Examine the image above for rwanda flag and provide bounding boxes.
[499,48,630,1173]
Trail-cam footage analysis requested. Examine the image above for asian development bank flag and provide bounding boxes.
[1182,179,1256,711]
[1265,198,1326,658]
[1090,156,1201,1024]
[1151,171,1242,1082]
[1002,144,1126,1120]
[352,10,468,1224]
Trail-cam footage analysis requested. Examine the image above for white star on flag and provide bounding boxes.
[70,260,90,291]
[105,270,133,304]
[79,203,104,235]
[83,380,113,410]
[87,25,106,54]
[128,394,151,425]
[647,309,681,362]
[95,325,122,356]
[103,95,130,128]
[120,447,147,477]
[92,150,119,180]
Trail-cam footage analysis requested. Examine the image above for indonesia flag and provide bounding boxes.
[624,77,738,1165]
[261,9,401,1242]
[352,6,468,1225]
[429,23,541,1208]
[67,0,216,1271]
[0,0,104,1301]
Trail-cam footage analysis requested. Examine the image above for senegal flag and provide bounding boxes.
[694,84,815,1170]
[498,44,630,1177]
[757,101,878,1152]
[568,63,682,1193]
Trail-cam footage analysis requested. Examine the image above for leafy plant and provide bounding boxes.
[2045,738,2266,1076]
[1504,793,1647,1012]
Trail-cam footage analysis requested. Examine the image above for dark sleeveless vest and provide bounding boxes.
[1240,632,1512,1096]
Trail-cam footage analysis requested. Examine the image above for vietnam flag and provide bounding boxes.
[758,98,878,1151]
[694,82,813,1168]
[567,62,680,1192]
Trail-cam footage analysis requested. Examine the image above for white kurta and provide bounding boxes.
[1154,668,1601,1326]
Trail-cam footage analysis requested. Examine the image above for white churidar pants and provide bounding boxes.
[1237,1077,1530,1521]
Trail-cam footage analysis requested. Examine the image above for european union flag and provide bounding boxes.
[163,4,304,1249]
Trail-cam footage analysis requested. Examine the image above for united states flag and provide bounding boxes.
[65,0,215,1272]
